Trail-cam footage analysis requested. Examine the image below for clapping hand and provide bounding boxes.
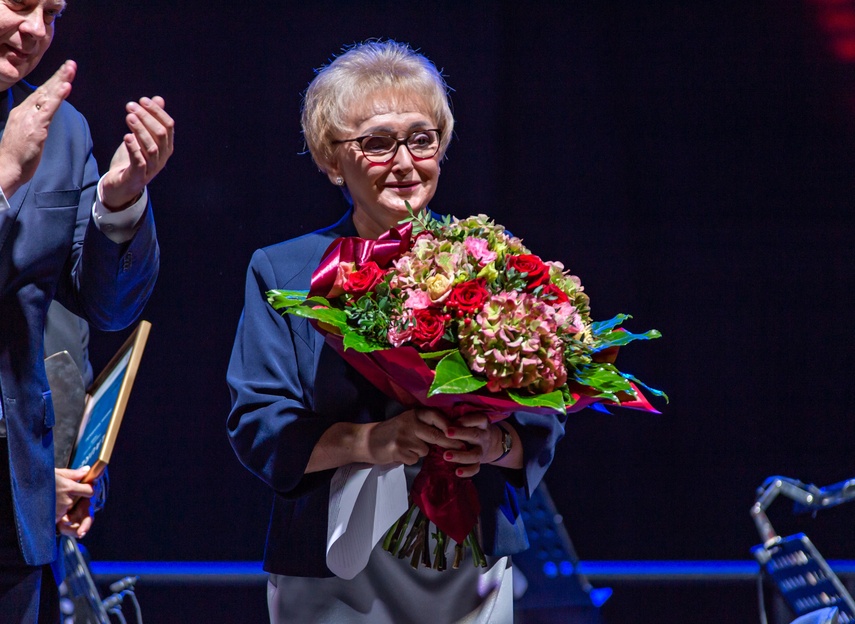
[100,95,174,210]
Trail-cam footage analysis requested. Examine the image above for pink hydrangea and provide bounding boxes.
[458,291,570,393]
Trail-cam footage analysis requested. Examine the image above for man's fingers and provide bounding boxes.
[30,60,76,119]
[138,96,175,149]
[123,133,147,170]
[126,97,174,156]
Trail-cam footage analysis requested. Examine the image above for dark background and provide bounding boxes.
[35,1,855,621]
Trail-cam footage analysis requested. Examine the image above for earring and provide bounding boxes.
[335,176,344,186]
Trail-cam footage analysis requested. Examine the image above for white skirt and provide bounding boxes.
[267,545,513,624]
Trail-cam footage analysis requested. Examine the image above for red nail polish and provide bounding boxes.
[456,469,464,477]
[444,451,453,461]
[447,427,456,437]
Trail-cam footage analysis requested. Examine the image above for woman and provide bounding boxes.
[227,40,566,623]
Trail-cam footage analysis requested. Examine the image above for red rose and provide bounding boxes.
[446,278,490,315]
[540,283,569,304]
[506,254,551,290]
[411,308,447,349]
[342,261,385,296]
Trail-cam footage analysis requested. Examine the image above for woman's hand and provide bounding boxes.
[442,414,523,477]
[362,408,465,465]
[305,408,465,473]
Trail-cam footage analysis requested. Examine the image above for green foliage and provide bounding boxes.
[345,293,393,347]
[506,389,567,413]
[429,351,488,395]
[574,362,635,402]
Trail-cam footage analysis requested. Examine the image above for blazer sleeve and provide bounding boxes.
[54,112,159,331]
[226,247,339,497]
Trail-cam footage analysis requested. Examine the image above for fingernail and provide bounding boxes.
[444,451,453,461]
[456,469,464,477]
[140,97,152,106]
[446,428,456,437]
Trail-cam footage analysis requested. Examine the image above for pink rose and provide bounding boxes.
[464,237,497,265]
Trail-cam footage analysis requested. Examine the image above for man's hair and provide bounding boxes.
[301,39,454,173]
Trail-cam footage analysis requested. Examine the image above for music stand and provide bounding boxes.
[751,476,855,623]
[514,483,609,623]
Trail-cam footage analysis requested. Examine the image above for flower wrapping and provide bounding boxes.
[269,210,665,568]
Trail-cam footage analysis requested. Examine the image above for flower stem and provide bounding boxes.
[452,543,464,569]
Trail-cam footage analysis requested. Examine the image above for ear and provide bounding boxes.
[324,159,343,185]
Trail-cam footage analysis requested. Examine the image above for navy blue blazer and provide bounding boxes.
[227,211,566,577]
[0,83,159,566]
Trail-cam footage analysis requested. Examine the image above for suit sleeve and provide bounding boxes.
[508,410,567,497]
[54,112,159,331]
[226,248,338,497]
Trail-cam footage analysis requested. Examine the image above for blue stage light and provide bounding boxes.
[589,587,613,607]
[542,561,558,578]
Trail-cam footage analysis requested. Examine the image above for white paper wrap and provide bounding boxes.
[326,462,409,579]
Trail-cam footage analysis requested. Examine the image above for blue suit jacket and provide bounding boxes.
[227,211,566,577]
[0,83,159,566]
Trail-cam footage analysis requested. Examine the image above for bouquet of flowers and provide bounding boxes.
[268,208,664,571]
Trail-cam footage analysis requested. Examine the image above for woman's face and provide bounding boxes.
[327,97,441,239]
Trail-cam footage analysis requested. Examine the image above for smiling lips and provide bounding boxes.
[385,181,419,193]
[2,45,31,63]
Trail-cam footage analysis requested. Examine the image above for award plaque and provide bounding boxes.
[69,320,151,483]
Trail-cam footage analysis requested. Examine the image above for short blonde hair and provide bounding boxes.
[301,40,454,173]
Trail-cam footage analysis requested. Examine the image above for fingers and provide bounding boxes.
[413,408,464,448]
[58,514,92,539]
[124,95,174,170]
[28,59,76,121]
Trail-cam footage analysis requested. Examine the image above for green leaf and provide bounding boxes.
[595,328,662,350]
[575,363,634,401]
[285,305,348,330]
[342,331,385,353]
[591,314,630,335]
[505,389,567,414]
[620,372,670,403]
[419,348,458,361]
[428,351,487,395]
[267,289,309,308]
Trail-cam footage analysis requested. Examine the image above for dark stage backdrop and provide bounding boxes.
[36,0,855,570]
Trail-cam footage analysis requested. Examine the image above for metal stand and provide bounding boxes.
[751,476,855,623]
[514,483,609,623]
[59,537,143,624]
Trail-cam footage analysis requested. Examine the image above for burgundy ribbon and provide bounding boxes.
[309,222,412,298]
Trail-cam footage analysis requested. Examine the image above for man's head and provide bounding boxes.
[0,0,65,90]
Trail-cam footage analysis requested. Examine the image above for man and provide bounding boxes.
[0,1,174,621]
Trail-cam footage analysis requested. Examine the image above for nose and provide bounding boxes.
[389,142,414,173]
[19,9,48,39]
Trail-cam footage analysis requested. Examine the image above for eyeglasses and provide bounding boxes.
[332,128,442,164]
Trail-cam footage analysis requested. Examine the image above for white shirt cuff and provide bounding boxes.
[92,177,148,244]
[0,187,9,213]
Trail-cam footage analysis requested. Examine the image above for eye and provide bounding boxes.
[44,1,64,21]
[407,131,439,157]
[360,135,395,154]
